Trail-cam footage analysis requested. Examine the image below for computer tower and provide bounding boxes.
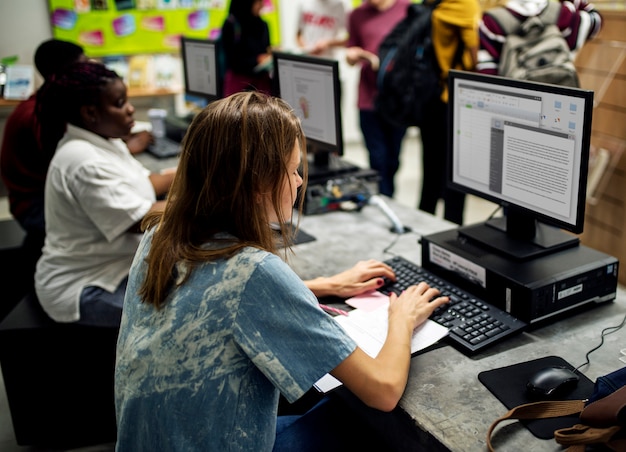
[421,228,619,324]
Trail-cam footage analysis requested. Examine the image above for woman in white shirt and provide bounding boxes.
[34,62,175,326]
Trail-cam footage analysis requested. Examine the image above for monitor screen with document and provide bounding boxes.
[447,70,594,260]
[180,36,223,104]
[272,52,346,176]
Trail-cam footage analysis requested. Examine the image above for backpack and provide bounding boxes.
[375,0,443,128]
[489,2,580,87]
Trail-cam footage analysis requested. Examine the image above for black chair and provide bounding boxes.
[0,291,119,448]
[0,218,32,321]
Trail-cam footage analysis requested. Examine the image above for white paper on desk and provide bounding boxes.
[313,304,449,393]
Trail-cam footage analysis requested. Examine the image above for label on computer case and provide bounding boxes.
[429,243,487,288]
[557,283,583,300]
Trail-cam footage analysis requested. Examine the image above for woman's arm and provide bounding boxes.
[331,283,449,411]
[123,130,153,154]
[126,199,167,233]
[304,259,395,298]
[148,170,175,198]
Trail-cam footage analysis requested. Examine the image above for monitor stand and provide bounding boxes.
[458,213,580,261]
[307,151,359,181]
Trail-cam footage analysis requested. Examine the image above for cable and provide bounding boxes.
[574,312,626,373]
[487,205,502,221]
[368,194,407,234]
[382,229,421,255]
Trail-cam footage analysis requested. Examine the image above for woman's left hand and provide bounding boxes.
[305,259,396,298]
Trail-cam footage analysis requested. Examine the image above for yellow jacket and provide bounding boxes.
[431,0,481,101]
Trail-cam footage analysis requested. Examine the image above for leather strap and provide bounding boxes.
[555,424,622,446]
[487,399,585,452]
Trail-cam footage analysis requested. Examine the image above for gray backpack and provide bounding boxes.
[489,2,580,87]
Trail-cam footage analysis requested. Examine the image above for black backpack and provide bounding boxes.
[375,0,442,128]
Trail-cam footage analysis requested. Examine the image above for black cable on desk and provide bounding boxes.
[574,312,626,373]
[382,229,421,256]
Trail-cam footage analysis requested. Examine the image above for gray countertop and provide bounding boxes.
[294,200,625,452]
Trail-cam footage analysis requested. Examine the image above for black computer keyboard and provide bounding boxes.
[147,137,181,159]
[378,256,527,355]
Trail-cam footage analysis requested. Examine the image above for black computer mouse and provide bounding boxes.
[526,366,579,398]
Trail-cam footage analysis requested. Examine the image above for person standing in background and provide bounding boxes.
[221,0,273,97]
[296,0,349,58]
[477,0,602,76]
[417,0,481,225]
[345,0,410,198]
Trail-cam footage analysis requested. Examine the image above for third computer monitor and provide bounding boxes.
[447,70,594,260]
[272,52,345,176]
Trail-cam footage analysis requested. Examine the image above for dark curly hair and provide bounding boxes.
[35,61,120,155]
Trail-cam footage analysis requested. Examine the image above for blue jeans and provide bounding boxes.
[359,110,406,197]
[78,276,128,327]
[274,395,388,451]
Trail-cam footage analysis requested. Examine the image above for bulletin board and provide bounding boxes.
[47,0,281,57]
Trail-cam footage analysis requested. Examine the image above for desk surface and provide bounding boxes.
[294,202,625,452]
[136,151,625,451]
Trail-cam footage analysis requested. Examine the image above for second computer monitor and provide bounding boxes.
[272,52,344,174]
[180,36,223,104]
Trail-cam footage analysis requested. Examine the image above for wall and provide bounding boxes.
[0,0,54,144]
[576,10,626,285]
[0,0,52,88]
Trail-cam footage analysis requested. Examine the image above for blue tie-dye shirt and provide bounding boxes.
[115,229,356,451]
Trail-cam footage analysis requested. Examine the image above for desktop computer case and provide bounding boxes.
[421,228,619,325]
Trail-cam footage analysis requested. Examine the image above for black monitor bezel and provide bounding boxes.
[271,51,344,159]
[180,36,223,103]
[447,70,594,236]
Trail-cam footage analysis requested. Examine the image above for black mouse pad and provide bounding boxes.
[478,356,595,439]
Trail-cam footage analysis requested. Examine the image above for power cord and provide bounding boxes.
[382,229,422,255]
[487,205,503,221]
[574,311,626,373]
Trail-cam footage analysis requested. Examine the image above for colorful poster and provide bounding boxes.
[47,0,281,57]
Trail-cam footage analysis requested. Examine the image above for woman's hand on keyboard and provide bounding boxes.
[304,259,396,298]
[389,283,450,331]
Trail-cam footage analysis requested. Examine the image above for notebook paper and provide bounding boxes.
[314,301,449,392]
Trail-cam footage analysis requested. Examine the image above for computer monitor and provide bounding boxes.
[272,52,350,177]
[447,70,594,260]
[180,36,223,104]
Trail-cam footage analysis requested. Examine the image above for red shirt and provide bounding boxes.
[347,0,410,110]
[0,94,51,231]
